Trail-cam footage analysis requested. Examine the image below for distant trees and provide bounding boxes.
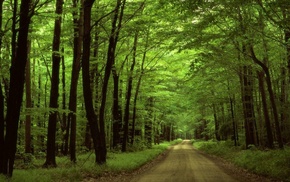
[171,0,290,149]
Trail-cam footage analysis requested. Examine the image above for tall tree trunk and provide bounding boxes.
[229,96,237,146]
[241,65,257,148]
[131,67,143,145]
[250,46,284,149]
[280,66,287,142]
[227,80,237,145]
[25,40,32,154]
[11,0,18,66]
[98,0,125,157]
[131,29,149,145]
[2,0,31,176]
[282,7,290,143]
[237,5,258,148]
[0,0,5,173]
[82,0,107,164]
[212,103,220,141]
[43,0,64,167]
[257,71,274,148]
[112,67,122,148]
[122,32,138,152]
[67,0,83,161]
[0,82,4,173]
[131,72,142,145]
[145,97,153,148]
[60,47,66,146]
[84,122,92,150]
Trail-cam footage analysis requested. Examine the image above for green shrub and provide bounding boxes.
[194,140,290,182]
[1,139,180,182]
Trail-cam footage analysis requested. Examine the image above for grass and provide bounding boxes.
[0,139,182,182]
[192,139,290,182]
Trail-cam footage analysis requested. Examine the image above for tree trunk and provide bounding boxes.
[131,74,141,145]
[0,82,4,173]
[257,71,274,148]
[0,0,5,173]
[282,7,290,143]
[25,40,32,154]
[241,65,257,148]
[212,103,220,141]
[67,0,83,161]
[229,96,238,146]
[280,66,287,142]
[112,68,122,148]
[145,97,153,148]
[250,46,284,149]
[122,32,138,152]
[236,5,258,148]
[98,0,125,157]
[2,0,31,176]
[43,0,63,167]
[131,29,149,145]
[11,0,18,66]
[84,122,92,150]
[60,47,66,151]
[82,0,107,164]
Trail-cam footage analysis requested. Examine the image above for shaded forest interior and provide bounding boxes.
[1,0,290,177]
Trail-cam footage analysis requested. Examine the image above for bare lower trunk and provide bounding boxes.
[257,71,273,148]
[241,65,257,148]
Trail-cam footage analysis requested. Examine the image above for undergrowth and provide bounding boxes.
[0,139,182,182]
[192,139,290,182]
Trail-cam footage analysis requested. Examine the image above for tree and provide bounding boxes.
[43,0,64,167]
[25,40,32,154]
[0,82,3,172]
[250,46,284,149]
[98,0,125,157]
[82,0,107,164]
[131,30,147,145]
[67,0,83,162]
[1,0,32,176]
[0,0,5,173]
[257,70,273,148]
[122,31,138,152]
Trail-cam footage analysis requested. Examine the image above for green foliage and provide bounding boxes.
[1,0,289,179]
[234,149,290,181]
[193,140,290,181]
[106,143,167,172]
[193,140,236,157]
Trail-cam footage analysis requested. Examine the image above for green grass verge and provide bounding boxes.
[192,140,290,182]
[0,139,182,182]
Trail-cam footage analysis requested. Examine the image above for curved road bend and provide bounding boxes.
[130,140,238,182]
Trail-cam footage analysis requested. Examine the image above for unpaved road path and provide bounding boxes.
[130,140,238,182]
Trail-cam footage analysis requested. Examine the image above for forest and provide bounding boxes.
[0,0,290,180]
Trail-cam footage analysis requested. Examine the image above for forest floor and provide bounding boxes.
[85,140,282,182]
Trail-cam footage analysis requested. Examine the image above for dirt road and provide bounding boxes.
[130,140,238,182]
